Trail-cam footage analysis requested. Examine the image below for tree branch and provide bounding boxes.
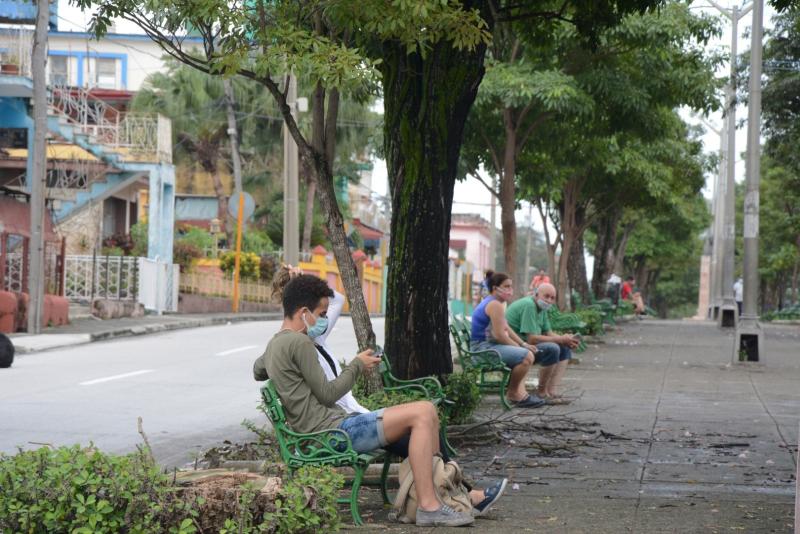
[472,173,500,200]
[516,111,554,156]
[479,129,504,177]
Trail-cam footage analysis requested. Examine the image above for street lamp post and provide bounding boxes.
[735,0,765,362]
[708,0,753,328]
[698,117,725,319]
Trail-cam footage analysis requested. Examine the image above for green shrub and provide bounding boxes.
[243,230,275,254]
[0,445,198,533]
[177,226,215,252]
[173,241,203,272]
[261,466,343,533]
[355,386,428,412]
[443,369,481,424]
[100,246,125,257]
[220,251,260,280]
[130,222,148,257]
[574,308,603,336]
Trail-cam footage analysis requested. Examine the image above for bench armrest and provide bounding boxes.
[280,427,358,464]
[384,375,445,399]
[468,348,509,370]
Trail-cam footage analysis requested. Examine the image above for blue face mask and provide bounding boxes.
[304,312,329,339]
[536,299,552,311]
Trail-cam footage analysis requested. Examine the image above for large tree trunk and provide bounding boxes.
[536,200,559,284]
[500,108,518,291]
[568,232,590,306]
[612,222,636,276]
[555,178,584,310]
[301,163,315,252]
[591,210,621,299]
[381,35,487,379]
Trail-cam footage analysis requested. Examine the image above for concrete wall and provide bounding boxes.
[58,202,102,254]
[450,226,491,274]
[178,293,280,314]
[48,32,171,91]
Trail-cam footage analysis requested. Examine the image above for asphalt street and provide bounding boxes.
[0,317,381,467]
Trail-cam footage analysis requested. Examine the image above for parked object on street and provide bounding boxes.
[0,332,14,368]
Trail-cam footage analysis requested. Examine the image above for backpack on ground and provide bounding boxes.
[392,455,473,523]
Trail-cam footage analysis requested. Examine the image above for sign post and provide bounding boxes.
[229,190,254,313]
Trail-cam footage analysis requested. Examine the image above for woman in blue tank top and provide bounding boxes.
[470,272,545,408]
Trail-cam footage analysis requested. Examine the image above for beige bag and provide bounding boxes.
[392,455,473,523]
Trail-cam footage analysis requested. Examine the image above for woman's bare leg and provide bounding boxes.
[507,352,534,400]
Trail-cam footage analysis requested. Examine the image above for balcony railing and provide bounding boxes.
[48,84,172,163]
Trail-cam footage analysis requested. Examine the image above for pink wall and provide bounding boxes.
[450,226,491,273]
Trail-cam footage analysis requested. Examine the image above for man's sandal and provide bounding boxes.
[510,394,546,408]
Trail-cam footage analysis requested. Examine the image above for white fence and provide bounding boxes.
[63,255,178,312]
[64,255,138,302]
[138,258,179,313]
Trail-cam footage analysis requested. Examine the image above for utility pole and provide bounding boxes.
[27,0,49,334]
[523,202,533,293]
[698,116,725,319]
[735,0,765,362]
[708,0,753,328]
[282,74,299,266]
[489,175,497,269]
[224,78,245,312]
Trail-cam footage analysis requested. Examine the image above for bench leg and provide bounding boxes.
[500,370,512,411]
[350,464,366,526]
[441,422,458,458]
[380,456,392,506]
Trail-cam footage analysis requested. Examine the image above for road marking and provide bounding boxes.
[216,345,259,356]
[79,369,154,386]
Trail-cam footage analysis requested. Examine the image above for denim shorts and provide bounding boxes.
[338,409,388,453]
[471,340,530,368]
[534,342,572,367]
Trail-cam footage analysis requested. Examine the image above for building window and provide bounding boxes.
[95,58,117,89]
[49,55,68,85]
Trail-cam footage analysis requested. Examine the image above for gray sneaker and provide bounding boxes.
[416,504,475,527]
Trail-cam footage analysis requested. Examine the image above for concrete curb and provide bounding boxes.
[12,313,283,354]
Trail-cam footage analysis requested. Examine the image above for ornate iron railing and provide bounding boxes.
[63,254,139,302]
[48,85,166,159]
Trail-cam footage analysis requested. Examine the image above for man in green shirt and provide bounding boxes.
[505,283,579,402]
[253,275,486,527]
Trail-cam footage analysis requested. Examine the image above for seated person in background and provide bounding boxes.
[505,283,578,403]
[622,276,645,316]
[254,275,505,526]
[471,272,544,408]
[529,268,551,294]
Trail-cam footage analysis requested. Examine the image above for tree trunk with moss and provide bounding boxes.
[569,231,590,305]
[381,37,488,379]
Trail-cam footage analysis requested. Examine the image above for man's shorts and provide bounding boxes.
[338,409,388,453]
[534,342,572,367]
[471,340,530,368]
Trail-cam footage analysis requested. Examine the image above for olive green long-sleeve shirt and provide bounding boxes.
[253,329,365,434]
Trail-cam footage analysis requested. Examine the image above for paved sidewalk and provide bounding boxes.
[9,311,282,353]
[344,319,799,533]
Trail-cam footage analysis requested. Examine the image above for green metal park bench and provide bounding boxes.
[548,309,588,353]
[261,379,391,526]
[449,316,512,410]
[377,351,458,457]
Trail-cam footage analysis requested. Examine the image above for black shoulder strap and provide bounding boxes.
[315,343,338,377]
